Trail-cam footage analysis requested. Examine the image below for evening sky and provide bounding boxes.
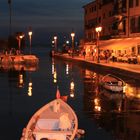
[0,0,93,45]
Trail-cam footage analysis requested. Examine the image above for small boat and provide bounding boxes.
[100,74,125,92]
[21,98,78,140]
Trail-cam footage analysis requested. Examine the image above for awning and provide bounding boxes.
[99,37,140,50]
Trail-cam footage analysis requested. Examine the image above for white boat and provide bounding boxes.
[21,98,78,140]
[101,74,125,92]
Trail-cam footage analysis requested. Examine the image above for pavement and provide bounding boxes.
[54,53,140,75]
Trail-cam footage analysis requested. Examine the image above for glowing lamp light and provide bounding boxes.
[19,35,24,39]
[66,40,69,44]
[28,31,32,36]
[70,92,74,98]
[54,36,57,40]
[71,32,75,38]
[95,26,102,33]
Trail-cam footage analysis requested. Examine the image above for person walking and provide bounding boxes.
[83,50,86,59]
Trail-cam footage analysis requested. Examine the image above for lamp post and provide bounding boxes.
[54,36,57,51]
[95,26,102,63]
[16,34,24,54]
[28,30,32,55]
[8,0,12,37]
[71,32,75,57]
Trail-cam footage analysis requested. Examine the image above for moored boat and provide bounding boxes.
[21,98,78,140]
[100,74,125,92]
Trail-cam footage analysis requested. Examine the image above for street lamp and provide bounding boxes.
[16,34,24,54]
[28,30,32,55]
[95,26,102,63]
[71,32,75,57]
[54,36,57,51]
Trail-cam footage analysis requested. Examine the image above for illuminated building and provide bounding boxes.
[82,0,140,61]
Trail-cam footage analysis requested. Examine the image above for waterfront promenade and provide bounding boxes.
[54,53,140,80]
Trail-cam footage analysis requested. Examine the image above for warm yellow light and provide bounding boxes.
[28,81,32,96]
[66,64,69,75]
[19,74,24,88]
[70,81,75,90]
[54,36,57,40]
[53,71,57,83]
[71,32,75,37]
[66,40,69,44]
[94,97,101,112]
[95,26,102,32]
[28,31,32,36]
[19,35,24,39]
[95,106,101,112]
[70,92,74,98]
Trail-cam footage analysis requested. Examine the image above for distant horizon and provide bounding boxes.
[0,0,93,45]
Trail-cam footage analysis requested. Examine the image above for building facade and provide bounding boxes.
[82,0,140,62]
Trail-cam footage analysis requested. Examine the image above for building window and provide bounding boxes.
[138,16,140,32]
[99,3,102,9]
[109,11,112,17]
[94,6,96,11]
[103,13,106,19]
[138,46,140,55]
[129,0,133,8]
[132,47,136,54]
[85,9,87,15]
[130,17,136,33]
[136,0,139,6]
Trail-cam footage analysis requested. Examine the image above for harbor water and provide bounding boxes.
[0,46,140,140]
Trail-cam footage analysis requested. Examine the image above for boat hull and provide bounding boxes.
[21,99,78,140]
[101,74,125,92]
[103,84,123,92]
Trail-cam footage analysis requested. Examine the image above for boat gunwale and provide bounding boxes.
[23,99,78,140]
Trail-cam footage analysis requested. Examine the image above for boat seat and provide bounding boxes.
[35,119,59,130]
[33,129,72,140]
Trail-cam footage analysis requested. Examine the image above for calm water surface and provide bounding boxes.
[0,46,140,140]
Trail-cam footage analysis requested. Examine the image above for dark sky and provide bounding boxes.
[0,0,92,45]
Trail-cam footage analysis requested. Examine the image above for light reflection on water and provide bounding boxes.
[0,47,140,140]
[83,69,140,140]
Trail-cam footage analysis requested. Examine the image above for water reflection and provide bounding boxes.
[83,69,140,140]
[0,64,37,97]
[52,58,57,83]
[51,59,76,99]
[28,75,33,97]
[0,63,38,72]
[70,79,75,98]
[66,63,69,75]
